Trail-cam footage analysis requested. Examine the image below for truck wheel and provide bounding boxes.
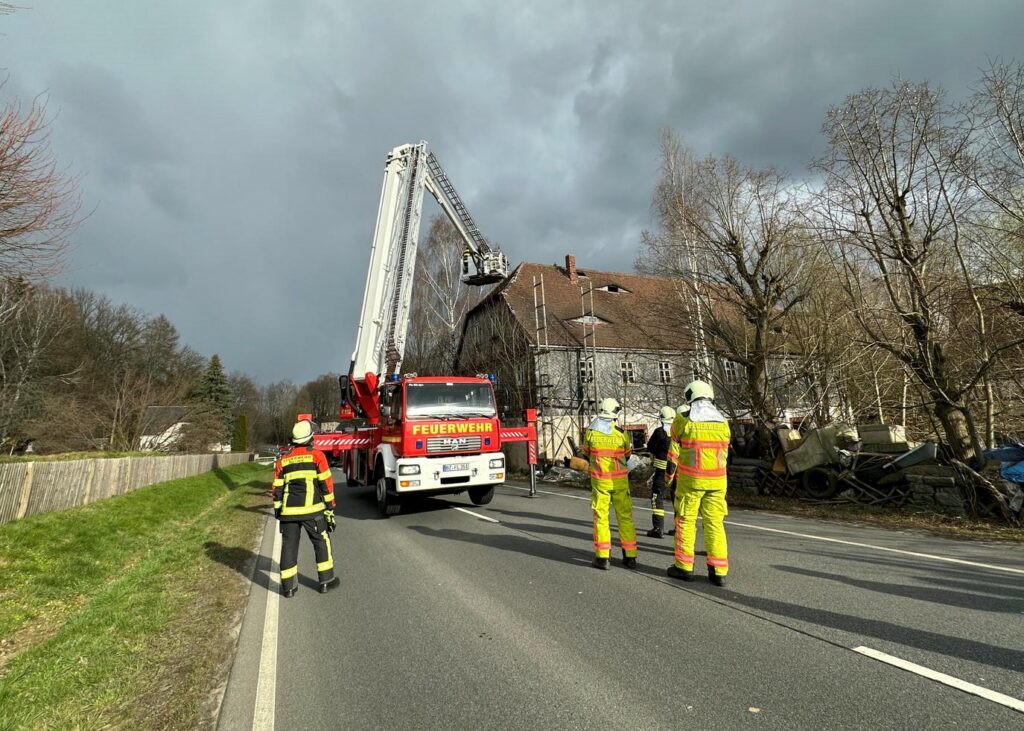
[376,475,401,517]
[801,467,840,500]
[468,485,495,506]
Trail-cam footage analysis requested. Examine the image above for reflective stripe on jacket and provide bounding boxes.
[668,414,730,491]
[582,426,632,489]
[272,446,335,520]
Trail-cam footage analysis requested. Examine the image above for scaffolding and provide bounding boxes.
[527,275,605,465]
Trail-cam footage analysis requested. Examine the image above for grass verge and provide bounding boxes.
[0,462,271,730]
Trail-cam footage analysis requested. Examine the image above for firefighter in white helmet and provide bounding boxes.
[665,381,731,586]
[581,397,638,570]
[645,406,675,538]
[272,419,339,597]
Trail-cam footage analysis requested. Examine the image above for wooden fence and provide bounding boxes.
[0,453,253,525]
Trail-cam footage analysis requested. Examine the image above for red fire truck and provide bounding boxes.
[311,142,537,516]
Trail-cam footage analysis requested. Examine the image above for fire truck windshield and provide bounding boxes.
[405,382,497,420]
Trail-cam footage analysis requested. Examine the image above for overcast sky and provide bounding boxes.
[2,1,1022,383]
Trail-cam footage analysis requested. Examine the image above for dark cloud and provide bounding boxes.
[1,1,1022,382]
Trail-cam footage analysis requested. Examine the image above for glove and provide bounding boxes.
[324,510,336,533]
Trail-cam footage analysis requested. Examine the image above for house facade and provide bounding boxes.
[456,255,805,465]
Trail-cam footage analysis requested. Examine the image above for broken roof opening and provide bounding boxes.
[600,284,629,293]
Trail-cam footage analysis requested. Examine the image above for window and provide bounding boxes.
[599,284,631,294]
[579,359,594,384]
[690,359,703,382]
[723,359,742,384]
[625,426,647,451]
[620,361,636,384]
[659,361,673,384]
[571,314,607,325]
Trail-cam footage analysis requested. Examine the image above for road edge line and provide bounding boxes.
[252,526,281,730]
[503,485,1024,576]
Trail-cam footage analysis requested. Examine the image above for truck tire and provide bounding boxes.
[468,485,495,506]
[800,467,840,500]
[376,475,401,517]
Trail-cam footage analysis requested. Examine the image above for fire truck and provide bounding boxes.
[312,142,537,516]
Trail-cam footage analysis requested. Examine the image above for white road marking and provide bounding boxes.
[252,526,281,730]
[723,520,1024,576]
[503,484,1024,576]
[853,646,1024,714]
[454,506,500,523]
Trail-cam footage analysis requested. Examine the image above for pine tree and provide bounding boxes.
[187,354,232,446]
[231,414,248,452]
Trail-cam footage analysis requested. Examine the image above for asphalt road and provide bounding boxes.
[219,476,1024,730]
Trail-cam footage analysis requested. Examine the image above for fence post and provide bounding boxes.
[15,462,35,520]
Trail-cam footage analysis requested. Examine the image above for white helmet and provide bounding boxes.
[683,380,715,404]
[676,403,690,417]
[659,406,676,422]
[291,419,314,445]
[598,397,622,419]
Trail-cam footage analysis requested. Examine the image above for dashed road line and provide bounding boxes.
[853,646,1024,714]
[252,526,281,730]
[453,506,500,523]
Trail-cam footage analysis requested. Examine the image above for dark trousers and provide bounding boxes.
[650,468,667,532]
[279,516,334,592]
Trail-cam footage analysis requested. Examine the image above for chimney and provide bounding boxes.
[565,254,577,283]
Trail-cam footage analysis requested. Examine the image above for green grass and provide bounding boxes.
[0,462,271,730]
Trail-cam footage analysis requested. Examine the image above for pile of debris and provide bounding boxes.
[750,422,1023,521]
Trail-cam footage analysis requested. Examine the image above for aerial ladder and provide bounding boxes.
[314,142,537,515]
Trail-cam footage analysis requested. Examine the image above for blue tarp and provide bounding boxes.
[982,444,1024,483]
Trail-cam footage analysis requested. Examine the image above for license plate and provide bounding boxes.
[443,463,469,473]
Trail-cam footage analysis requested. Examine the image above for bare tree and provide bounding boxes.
[812,80,1024,487]
[0,90,81,279]
[404,215,483,373]
[295,373,341,424]
[639,130,815,451]
[0,281,73,451]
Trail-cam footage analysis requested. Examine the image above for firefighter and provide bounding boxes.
[645,406,675,538]
[582,397,638,570]
[272,419,339,597]
[665,381,731,586]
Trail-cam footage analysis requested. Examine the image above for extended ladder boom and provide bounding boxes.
[345,142,509,422]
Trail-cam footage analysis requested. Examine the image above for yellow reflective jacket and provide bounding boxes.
[668,412,731,491]
[582,424,632,490]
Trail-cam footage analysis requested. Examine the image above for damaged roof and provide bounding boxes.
[465,256,701,351]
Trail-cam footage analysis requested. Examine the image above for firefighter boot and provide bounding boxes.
[622,554,638,569]
[283,587,297,598]
[319,577,341,594]
[646,528,664,538]
[666,565,694,581]
[592,557,610,570]
[708,567,726,587]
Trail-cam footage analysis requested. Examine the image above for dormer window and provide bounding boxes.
[570,314,607,325]
[599,284,630,293]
